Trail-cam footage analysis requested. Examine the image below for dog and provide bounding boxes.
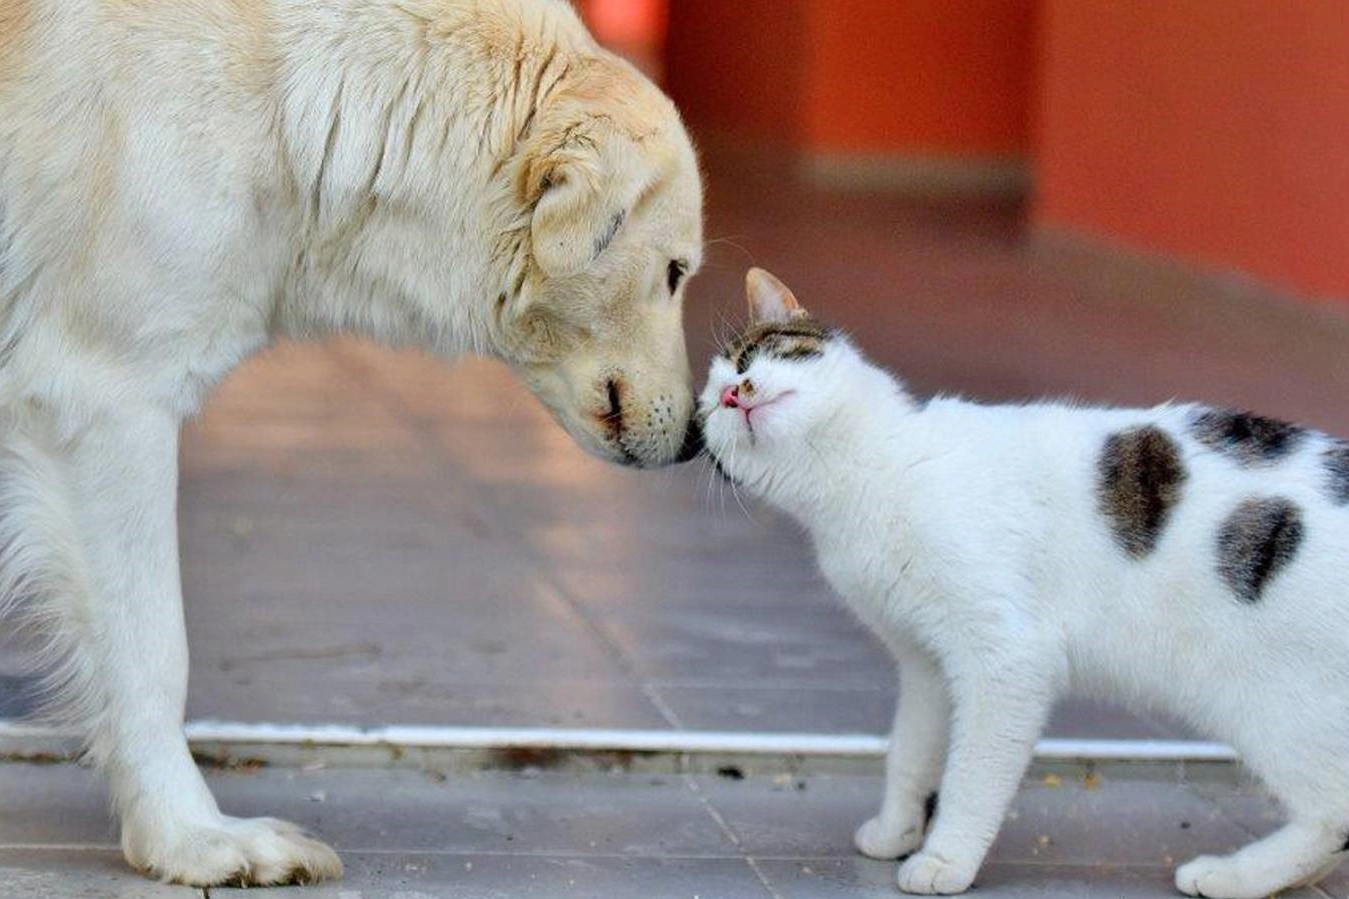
[0,0,703,885]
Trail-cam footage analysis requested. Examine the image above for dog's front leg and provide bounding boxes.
[68,406,341,886]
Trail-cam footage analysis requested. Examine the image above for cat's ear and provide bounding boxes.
[746,268,808,324]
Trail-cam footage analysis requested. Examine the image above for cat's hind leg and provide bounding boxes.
[855,645,949,860]
[1176,721,1349,899]
[1175,821,1344,899]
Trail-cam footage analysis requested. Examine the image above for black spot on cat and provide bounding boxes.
[1323,443,1349,506]
[1190,408,1306,466]
[1098,426,1188,558]
[1217,498,1304,604]
[726,319,834,374]
[923,792,939,827]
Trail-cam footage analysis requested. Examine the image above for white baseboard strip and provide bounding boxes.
[0,719,1239,763]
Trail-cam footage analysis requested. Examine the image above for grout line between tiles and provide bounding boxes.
[744,857,789,899]
[307,848,751,860]
[679,773,785,898]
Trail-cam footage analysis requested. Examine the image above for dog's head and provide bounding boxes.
[500,55,704,468]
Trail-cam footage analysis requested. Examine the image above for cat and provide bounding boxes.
[697,268,1349,898]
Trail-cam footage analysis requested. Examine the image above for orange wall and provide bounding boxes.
[804,0,1036,156]
[1035,1,1349,299]
[582,0,666,46]
[665,0,811,145]
[666,0,1035,156]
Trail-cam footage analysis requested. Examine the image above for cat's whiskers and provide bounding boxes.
[715,432,755,521]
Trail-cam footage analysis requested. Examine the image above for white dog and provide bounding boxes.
[0,0,703,885]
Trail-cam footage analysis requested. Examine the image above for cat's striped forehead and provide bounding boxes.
[723,319,836,375]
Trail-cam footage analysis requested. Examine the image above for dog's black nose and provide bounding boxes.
[674,416,704,463]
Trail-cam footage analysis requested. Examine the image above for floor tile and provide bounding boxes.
[693,773,886,858]
[1045,702,1192,741]
[8,142,1349,739]
[756,857,1328,899]
[214,853,772,899]
[187,676,671,730]
[204,768,736,858]
[0,849,199,898]
[0,763,115,848]
[992,778,1250,868]
[757,858,1171,898]
[592,603,894,688]
[655,685,897,733]
[0,673,39,719]
[696,774,1252,869]
[1320,868,1349,899]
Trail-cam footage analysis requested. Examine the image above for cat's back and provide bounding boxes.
[899,395,1349,719]
[917,395,1344,508]
[906,395,1349,603]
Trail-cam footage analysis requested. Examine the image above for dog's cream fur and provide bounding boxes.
[0,0,702,885]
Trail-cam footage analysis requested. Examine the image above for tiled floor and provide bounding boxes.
[4,147,1349,896]
[159,340,1190,739]
[166,148,1348,739]
[0,761,1343,899]
[7,150,1348,739]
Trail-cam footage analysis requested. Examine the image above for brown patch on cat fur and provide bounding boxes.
[1322,442,1349,506]
[726,319,833,375]
[1217,498,1304,604]
[1189,408,1306,466]
[1098,426,1188,558]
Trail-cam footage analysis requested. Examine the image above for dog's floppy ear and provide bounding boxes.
[525,123,652,278]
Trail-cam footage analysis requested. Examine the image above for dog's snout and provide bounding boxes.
[674,414,704,463]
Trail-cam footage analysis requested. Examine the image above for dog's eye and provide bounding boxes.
[667,260,688,295]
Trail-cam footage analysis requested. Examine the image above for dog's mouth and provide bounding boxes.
[588,378,700,468]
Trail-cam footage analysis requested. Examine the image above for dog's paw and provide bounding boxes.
[124,814,342,887]
[854,814,924,860]
[897,851,977,895]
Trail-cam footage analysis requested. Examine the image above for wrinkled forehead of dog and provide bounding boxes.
[522,59,704,282]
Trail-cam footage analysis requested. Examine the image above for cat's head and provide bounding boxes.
[698,269,865,493]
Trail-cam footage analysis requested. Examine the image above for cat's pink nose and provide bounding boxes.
[720,384,741,408]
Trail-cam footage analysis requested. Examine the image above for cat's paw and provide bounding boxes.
[896,851,977,895]
[854,815,924,860]
[1174,853,1329,899]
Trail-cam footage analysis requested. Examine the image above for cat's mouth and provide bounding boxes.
[719,382,796,437]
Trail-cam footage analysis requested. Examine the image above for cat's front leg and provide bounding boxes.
[895,651,1056,895]
[855,646,949,860]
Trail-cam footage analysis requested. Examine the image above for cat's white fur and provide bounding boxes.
[700,269,1349,898]
[0,0,702,886]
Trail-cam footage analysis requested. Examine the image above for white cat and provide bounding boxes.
[699,268,1349,898]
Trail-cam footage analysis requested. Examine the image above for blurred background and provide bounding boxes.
[8,1,1348,743]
